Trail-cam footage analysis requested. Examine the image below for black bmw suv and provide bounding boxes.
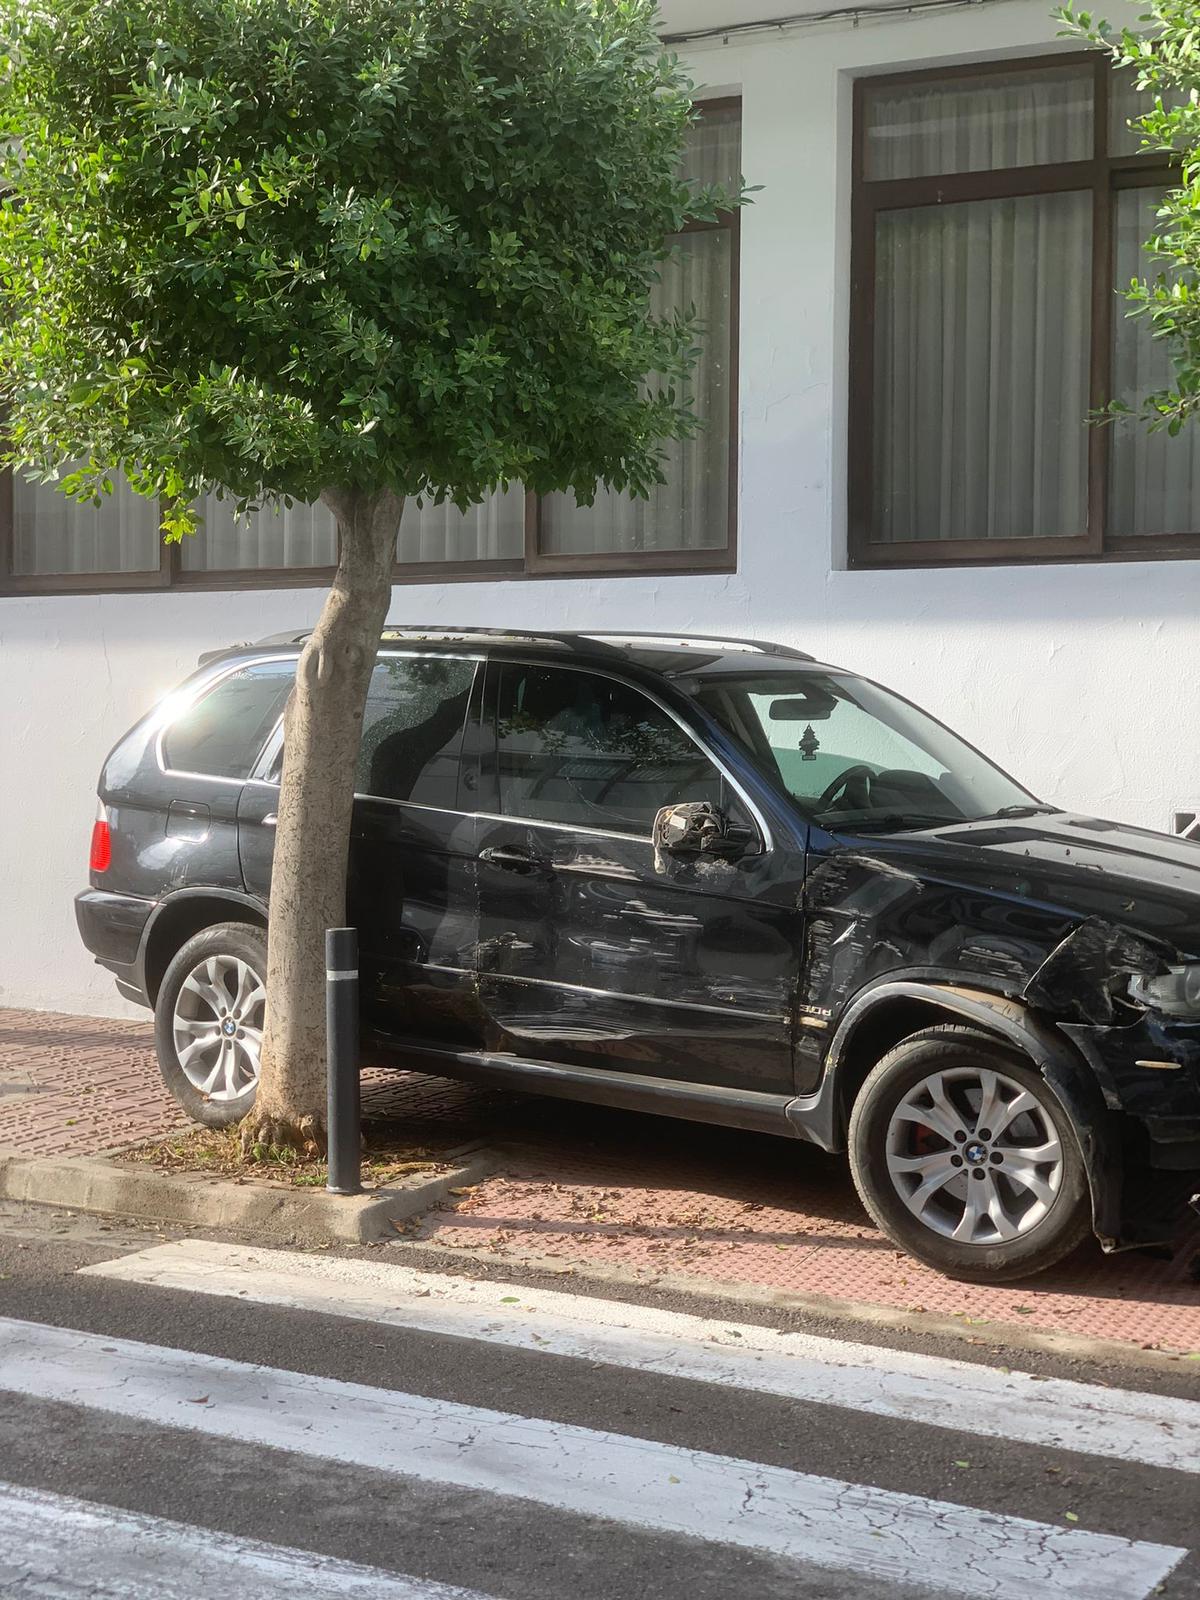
[77,626,1200,1280]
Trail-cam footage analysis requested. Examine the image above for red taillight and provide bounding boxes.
[89,817,111,873]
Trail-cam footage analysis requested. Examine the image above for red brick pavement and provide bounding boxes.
[0,1010,185,1157]
[0,1007,514,1158]
[3,1007,1198,1356]
[417,1101,1200,1354]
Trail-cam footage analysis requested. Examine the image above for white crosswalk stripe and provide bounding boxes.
[1,1482,499,1600]
[0,1312,1186,1600]
[84,1239,1200,1474]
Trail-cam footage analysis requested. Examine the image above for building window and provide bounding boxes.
[530,100,740,574]
[1,101,739,596]
[178,483,527,579]
[850,54,1198,566]
[5,462,168,590]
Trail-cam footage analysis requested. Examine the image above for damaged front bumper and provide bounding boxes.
[1061,1014,1200,1168]
[1059,1013,1200,1247]
[1015,916,1200,1247]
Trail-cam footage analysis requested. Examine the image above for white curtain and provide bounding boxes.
[864,65,1093,180]
[11,467,159,576]
[1109,186,1200,537]
[183,482,525,571]
[868,73,1094,545]
[682,101,742,191]
[182,495,337,571]
[396,483,524,563]
[873,192,1092,544]
[540,229,732,555]
[1110,69,1148,157]
[539,103,740,556]
[1109,67,1188,157]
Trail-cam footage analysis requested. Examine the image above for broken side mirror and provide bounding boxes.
[653,801,758,861]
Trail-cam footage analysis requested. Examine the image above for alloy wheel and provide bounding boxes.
[171,953,265,1103]
[884,1066,1064,1245]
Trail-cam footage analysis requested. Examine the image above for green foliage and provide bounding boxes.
[0,0,740,538]
[1060,2,1200,431]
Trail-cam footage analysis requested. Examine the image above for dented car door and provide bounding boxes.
[472,658,803,1094]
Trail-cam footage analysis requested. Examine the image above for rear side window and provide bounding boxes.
[162,661,294,779]
[494,664,726,835]
[357,656,475,807]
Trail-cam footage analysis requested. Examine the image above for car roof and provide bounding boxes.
[201,626,842,679]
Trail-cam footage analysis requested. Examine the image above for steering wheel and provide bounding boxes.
[815,764,875,813]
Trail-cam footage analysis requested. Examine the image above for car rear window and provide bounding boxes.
[357,655,476,807]
[162,661,294,780]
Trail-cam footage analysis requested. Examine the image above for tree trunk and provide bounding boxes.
[241,486,404,1152]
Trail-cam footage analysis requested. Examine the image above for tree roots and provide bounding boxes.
[239,1111,327,1160]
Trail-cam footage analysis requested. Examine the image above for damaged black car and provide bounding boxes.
[77,627,1200,1281]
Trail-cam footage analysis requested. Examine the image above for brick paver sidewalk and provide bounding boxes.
[3,1007,1198,1357]
[0,1007,513,1157]
[416,1100,1200,1355]
[0,1010,184,1157]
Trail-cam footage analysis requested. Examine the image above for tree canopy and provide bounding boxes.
[1063,2,1200,432]
[0,0,735,536]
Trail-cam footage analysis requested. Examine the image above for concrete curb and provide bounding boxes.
[0,1149,495,1244]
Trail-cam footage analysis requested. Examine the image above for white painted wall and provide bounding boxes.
[2,0,1198,1019]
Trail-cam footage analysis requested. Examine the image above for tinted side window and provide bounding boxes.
[162,662,294,779]
[495,665,725,834]
[357,656,475,807]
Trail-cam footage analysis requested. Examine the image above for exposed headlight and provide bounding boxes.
[1128,963,1200,1018]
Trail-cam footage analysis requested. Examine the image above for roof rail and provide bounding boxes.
[239,625,815,662]
[580,631,815,662]
[252,629,314,647]
[377,624,599,650]
[249,625,615,651]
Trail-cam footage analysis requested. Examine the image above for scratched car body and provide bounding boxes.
[76,627,1200,1280]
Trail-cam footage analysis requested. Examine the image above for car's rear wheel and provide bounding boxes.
[848,1025,1091,1282]
[153,922,267,1128]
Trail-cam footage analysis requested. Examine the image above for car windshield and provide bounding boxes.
[694,670,1042,830]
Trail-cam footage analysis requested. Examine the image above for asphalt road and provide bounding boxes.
[1,1200,1197,1600]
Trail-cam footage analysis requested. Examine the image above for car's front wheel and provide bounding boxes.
[153,922,267,1128]
[848,1025,1091,1282]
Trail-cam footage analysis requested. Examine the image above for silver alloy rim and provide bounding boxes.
[171,953,265,1103]
[884,1066,1064,1245]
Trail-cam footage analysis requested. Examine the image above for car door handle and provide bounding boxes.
[261,813,278,828]
[478,844,540,873]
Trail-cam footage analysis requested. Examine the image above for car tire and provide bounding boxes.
[848,1025,1091,1283]
[153,921,268,1129]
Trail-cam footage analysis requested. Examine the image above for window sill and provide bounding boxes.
[849,538,1200,571]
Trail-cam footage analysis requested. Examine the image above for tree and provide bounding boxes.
[0,0,741,1148]
[1062,1,1200,431]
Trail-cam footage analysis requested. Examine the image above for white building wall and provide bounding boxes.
[2,0,1198,1019]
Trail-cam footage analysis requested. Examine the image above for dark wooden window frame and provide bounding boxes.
[1,99,740,598]
[849,51,1194,569]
